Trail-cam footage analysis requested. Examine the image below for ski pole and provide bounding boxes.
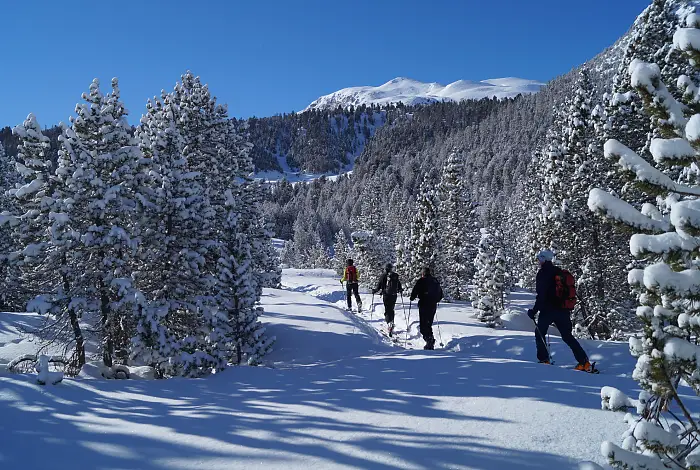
[406,300,412,348]
[435,303,444,347]
[531,317,553,362]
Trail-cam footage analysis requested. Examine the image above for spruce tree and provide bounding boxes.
[333,229,350,275]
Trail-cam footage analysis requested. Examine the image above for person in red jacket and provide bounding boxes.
[341,258,362,312]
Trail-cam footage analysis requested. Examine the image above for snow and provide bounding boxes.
[674,28,700,54]
[588,188,670,232]
[304,76,545,111]
[600,386,633,411]
[649,138,695,162]
[1,268,698,469]
[604,139,700,196]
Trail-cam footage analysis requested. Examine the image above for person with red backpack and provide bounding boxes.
[372,263,403,336]
[341,258,362,312]
[527,250,593,372]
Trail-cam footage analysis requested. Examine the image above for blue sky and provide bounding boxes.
[1,0,650,127]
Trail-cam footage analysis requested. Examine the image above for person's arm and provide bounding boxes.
[410,279,422,301]
[341,267,347,283]
[531,268,551,315]
[437,283,443,303]
[374,274,386,295]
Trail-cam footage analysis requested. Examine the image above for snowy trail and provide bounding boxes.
[0,269,693,469]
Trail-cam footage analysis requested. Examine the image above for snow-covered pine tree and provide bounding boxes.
[399,177,440,289]
[333,229,350,275]
[52,78,143,369]
[472,228,502,326]
[133,89,221,376]
[0,142,22,310]
[590,12,700,467]
[9,114,89,368]
[437,150,471,300]
[171,73,275,367]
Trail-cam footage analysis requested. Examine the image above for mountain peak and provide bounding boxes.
[304,76,545,112]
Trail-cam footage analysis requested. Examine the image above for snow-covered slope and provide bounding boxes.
[305,76,545,111]
[2,269,697,469]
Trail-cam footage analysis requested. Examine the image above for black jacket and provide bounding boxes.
[410,275,443,305]
[374,272,403,296]
[532,261,559,315]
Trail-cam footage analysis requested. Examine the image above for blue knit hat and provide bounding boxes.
[536,250,555,263]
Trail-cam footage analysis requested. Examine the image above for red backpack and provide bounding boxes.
[553,268,577,310]
[346,265,358,283]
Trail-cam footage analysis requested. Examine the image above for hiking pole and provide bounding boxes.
[531,317,553,362]
[435,303,444,347]
[406,301,412,348]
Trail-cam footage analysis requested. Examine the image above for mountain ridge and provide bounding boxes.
[304,76,546,111]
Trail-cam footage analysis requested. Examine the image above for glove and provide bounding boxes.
[527,309,536,320]
[410,296,416,302]
[372,289,377,295]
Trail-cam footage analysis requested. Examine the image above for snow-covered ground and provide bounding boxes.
[0,268,694,469]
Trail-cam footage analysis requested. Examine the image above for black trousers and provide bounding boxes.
[383,294,397,323]
[536,309,588,364]
[346,282,361,309]
[419,302,437,341]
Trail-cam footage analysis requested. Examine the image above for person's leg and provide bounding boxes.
[352,283,362,307]
[418,305,430,340]
[426,304,436,342]
[346,283,352,309]
[384,295,396,324]
[553,312,589,364]
[535,312,552,362]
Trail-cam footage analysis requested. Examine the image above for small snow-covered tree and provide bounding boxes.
[472,229,502,326]
[590,12,700,468]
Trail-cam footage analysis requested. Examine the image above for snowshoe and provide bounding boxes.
[423,338,435,350]
[538,360,552,365]
[388,322,395,337]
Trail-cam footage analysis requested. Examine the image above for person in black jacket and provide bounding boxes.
[410,267,443,350]
[527,250,592,371]
[373,264,403,335]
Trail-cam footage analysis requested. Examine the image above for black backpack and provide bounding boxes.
[424,277,443,303]
[385,272,400,296]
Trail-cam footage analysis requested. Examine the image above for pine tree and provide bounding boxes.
[132,88,220,376]
[0,142,22,310]
[399,177,440,289]
[591,12,700,467]
[437,150,471,300]
[52,78,143,369]
[471,229,502,326]
[333,229,350,275]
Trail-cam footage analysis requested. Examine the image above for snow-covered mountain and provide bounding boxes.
[304,76,546,111]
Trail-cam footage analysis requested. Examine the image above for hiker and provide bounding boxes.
[341,258,362,312]
[527,250,593,372]
[372,263,403,336]
[410,267,443,350]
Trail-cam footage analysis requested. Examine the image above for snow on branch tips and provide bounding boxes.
[588,188,670,233]
[604,139,700,196]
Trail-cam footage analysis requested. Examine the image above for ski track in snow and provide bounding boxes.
[0,268,696,469]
